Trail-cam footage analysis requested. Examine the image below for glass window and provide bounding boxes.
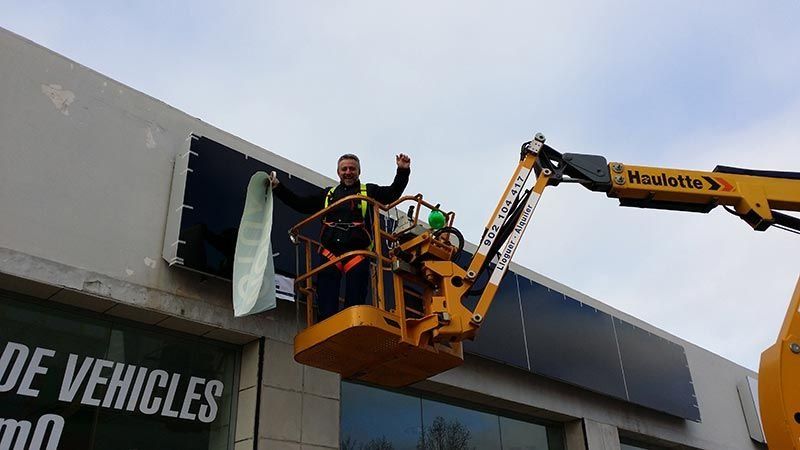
[421,399,501,450]
[341,381,563,450]
[0,292,239,450]
[500,416,561,450]
[340,382,422,450]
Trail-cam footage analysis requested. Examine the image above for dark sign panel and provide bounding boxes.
[463,272,529,370]
[176,136,321,279]
[517,276,700,421]
[519,278,628,400]
[614,318,701,420]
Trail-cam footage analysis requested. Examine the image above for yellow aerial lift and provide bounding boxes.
[289,134,800,448]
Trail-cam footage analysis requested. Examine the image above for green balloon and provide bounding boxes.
[428,210,446,230]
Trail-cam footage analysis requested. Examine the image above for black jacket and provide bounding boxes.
[274,167,410,254]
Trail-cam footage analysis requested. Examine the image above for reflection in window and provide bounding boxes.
[341,382,563,450]
[340,382,422,450]
[421,399,500,449]
[419,416,474,450]
[500,416,562,450]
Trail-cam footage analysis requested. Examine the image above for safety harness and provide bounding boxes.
[320,184,371,273]
[324,184,368,218]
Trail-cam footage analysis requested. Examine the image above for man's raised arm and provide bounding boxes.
[370,153,411,204]
[268,172,326,214]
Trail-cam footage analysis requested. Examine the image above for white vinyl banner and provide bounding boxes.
[232,172,277,316]
[275,274,295,302]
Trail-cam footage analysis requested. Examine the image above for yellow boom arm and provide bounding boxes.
[429,133,800,445]
[527,136,800,449]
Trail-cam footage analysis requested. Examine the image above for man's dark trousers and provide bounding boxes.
[315,258,370,321]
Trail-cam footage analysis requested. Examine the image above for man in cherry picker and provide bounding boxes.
[268,153,412,321]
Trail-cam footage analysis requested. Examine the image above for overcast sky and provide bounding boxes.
[3,1,799,371]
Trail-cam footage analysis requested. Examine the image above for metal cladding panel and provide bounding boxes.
[614,318,700,421]
[176,136,320,279]
[463,272,529,370]
[518,277,628,401]
[162,146,191,266]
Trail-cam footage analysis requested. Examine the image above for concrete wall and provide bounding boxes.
[0,26,339,449]
[0,27,329,341]
[0,26,763,449]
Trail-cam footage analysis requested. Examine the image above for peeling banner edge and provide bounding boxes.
[232,172,277,317]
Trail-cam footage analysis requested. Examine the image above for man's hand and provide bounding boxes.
[266,171,279,189]
[396,153,411,169]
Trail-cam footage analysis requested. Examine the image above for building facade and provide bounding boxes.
[0,27,765,449]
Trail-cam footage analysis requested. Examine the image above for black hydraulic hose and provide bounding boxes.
[773,211,800,233]
[433,226,465,259]
[468,188,533,296]
[489,188,532,259]
[474,194,521,277]
[724,206,800,234]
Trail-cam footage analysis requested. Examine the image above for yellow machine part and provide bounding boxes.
[294,305,464,387]
[760,276,800,449]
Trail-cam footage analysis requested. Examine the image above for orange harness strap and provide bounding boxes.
[320,248,366,274]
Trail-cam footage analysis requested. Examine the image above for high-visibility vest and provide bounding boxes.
[324,184,368,218]
[321,184,373,260]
